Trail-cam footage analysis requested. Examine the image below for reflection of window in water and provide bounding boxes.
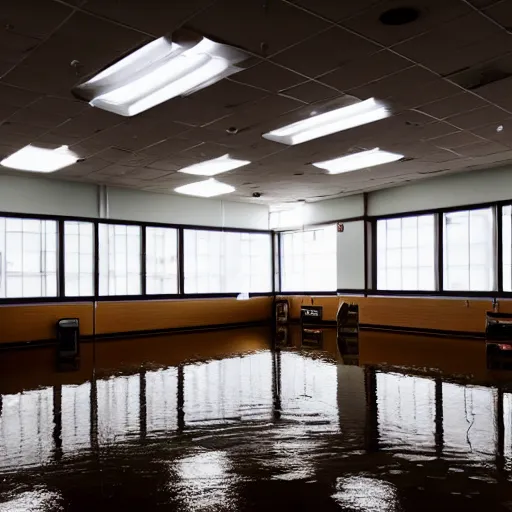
[505,394,512,460]
[280,352,338,430]
[0,388,53,469]
[184,353,272,426]
[443,383,496,459]
[146,368,178,435]
[377,372,436,451]
[97,375,140,444]
[62,383,91,455]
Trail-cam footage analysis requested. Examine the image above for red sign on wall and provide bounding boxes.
[337,223,344,233]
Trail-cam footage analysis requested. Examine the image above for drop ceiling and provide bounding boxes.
[2,0,512,203]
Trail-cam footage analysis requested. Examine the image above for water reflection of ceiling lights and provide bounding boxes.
[332,476,399,511]
[170,451,237,511]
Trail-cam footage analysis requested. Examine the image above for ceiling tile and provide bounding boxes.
[82,0,213,36]
[340,0,472,46]
[2,0,73,40]
[231,62,306,93]
[289,0,382,22]
[205,94,303,133]
[429,130,484,148]
[188,79,267,113]
[2,12,149,96]
[271,27,379,78]
[281,81,340,104]
[50,108,121,141]
[319,50,411,91]
[445,105,510,130]
[484,1,512,27]
[472,75,512,112]
[349,66,461,109]
[0,83,40,107]
[455,140,510,157]
[188,0,331,56]
[0,30,40,69]
[141,138,202,157]
[417,92,489,119]
[7,96,87,128]
[393,12,512,76]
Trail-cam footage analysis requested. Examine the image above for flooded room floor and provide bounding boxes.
[1,326,512,511]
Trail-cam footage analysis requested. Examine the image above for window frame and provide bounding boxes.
[279,224,338,293]
[372,202,503,297]
[0,211,274,304]
[376,213,437,292]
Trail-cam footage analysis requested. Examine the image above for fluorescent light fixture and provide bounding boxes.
[174,178,235,198]
[262,98,389,145]
[178,154,250,176]
[74,33,250,116]
[1,144,79,173]
[313,148,404,174]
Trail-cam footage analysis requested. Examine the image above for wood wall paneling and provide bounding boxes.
[95,297,273,335]
[0,303,94,344]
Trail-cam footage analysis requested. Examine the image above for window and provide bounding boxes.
[502,206,512,291]
[184,230,271,293]
[99,224,141,296]
[444,208,494,291]
[0,217,57,298]
[377,215,435,291]
[64,221,94,297]
[280,225,337,292]
[146,227,178,294]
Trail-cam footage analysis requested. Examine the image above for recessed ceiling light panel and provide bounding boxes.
[177,154,250,176]
[74,32,251,117]
[262,98,390,145]
[174,178,235,198]
[1,145,79,173]
[313,148,404,174]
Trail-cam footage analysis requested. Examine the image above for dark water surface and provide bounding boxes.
[1,326,512,511]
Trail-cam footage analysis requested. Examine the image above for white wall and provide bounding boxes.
[0,174,269,230]
[270,194,364,229]
[106,187,269,229]
[369,166,512,217]
[337,221,365,290]
[0,175,98,218]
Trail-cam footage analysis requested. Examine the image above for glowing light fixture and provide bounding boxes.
[1,144,79,173]
[313,148,403,174]
[174,178,235,198]
[262,98,389,145]
[178,154,250,176]
[74,33,250,116]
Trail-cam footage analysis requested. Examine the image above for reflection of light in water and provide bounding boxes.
[0,489,62,511]
[171,451,237,511]
[377,373,435,451]
[0,388,53,470]
[332,476,399,511]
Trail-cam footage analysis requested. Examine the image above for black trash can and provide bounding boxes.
[56,318,80,358]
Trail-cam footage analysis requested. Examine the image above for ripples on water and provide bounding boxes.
[1,326,512,511]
